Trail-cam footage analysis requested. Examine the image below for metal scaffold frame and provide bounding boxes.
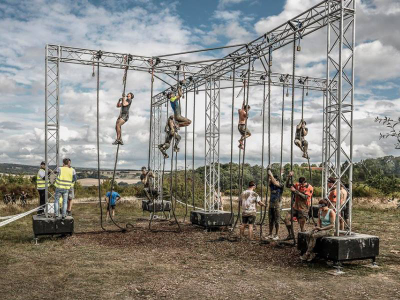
[44,0,355,236]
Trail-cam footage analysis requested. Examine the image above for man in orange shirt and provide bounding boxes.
[327,177,348,230]
[284,171,314,239]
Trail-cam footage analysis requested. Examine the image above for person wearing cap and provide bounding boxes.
[168,87,191,127]
[54,158,76,219]
[36,161,47,215]
[66,158,77,217]
[239,181,266,240]
[140,167,158,201]
[327,177,348,230]
[300,198,336,262]
[284,171,314,239]
[266,167,284,240]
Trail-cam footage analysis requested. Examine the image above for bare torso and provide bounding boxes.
[238,109,247,124]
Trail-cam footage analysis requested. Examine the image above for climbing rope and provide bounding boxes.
[289,36,296,245]
[229,65,236,224]
[169,138,181,232]
[102,53,134,232]
[192,83,196,211]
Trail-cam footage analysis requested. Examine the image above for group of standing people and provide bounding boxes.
[36,158,76,218]
[238,169,347,262]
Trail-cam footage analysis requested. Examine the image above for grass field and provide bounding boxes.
[0,199,399,300]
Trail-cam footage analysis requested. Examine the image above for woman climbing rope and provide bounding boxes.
[113,92,134,145]
[167,86,191,128]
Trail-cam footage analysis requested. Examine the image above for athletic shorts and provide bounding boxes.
[68,187,74,200]
[268,203,281,225]
[174,113,190,124]
[107,204,116,210]
[343,202,350,220]
[242,214,256,225]
[293,208,309,220]
[119,114,129,122]
[238,124,251,136]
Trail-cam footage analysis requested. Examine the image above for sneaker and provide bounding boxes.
[118,139,124,145]
[112,139,119,145]
[300,253,309,261]
[307,253,316,262]
[163,153,169,159]
[283,235,294,241]
[272,235,279,241]
[67,211,72,217]
[266,234,273,239]
[174,147,179,152]
[61,215,66,220]
[302,153,309,159]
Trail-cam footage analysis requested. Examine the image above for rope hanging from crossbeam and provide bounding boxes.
[96,52,133,232]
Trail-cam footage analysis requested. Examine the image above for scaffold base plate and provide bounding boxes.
[32,215,74,237]
[190,210,233,228]
[297,232,379,262]
[142,200,171,212]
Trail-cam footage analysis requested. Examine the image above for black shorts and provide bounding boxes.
[268,205,281,226]
[242,215,256,225]
[107,204,116,210]
[343,202,350,220]
[119,114,129,122]
[238,124,251,136]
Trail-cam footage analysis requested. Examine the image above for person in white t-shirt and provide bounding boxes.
[239,181,266,240]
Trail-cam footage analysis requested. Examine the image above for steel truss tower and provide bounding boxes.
[324,0,355,235]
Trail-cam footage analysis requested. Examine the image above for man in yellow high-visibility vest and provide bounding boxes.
[54,158,75,219]
[66,158,77,217]
[36,161,46,215]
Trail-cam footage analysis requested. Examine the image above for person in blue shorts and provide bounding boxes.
[105,191,121,221]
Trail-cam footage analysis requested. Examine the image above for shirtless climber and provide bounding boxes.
[158,115,181,159]
[168,87,191,127]
[113,92,134,145]
[294,119,309,159]
[238,101,251,150]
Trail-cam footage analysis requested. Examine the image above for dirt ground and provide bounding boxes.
[0,199,399,300]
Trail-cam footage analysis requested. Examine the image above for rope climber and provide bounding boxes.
[284,171,314,239]
[113,92,134,145]
[168,86,191,128]
[237,82,251,150]
[158,115,181,158]
[294,119,309,159]
[140,166,158,202]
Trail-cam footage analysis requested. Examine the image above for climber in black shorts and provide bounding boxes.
[113,92,134,145]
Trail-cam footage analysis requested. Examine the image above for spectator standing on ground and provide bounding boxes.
[105,191,121,221]
[267,167,284,240]
[284,171,314,239]
[239,181,266,240]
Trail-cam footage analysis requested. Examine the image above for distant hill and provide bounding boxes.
[0,163,139,176]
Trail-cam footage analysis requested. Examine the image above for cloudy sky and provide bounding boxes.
[0,0,399,170]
